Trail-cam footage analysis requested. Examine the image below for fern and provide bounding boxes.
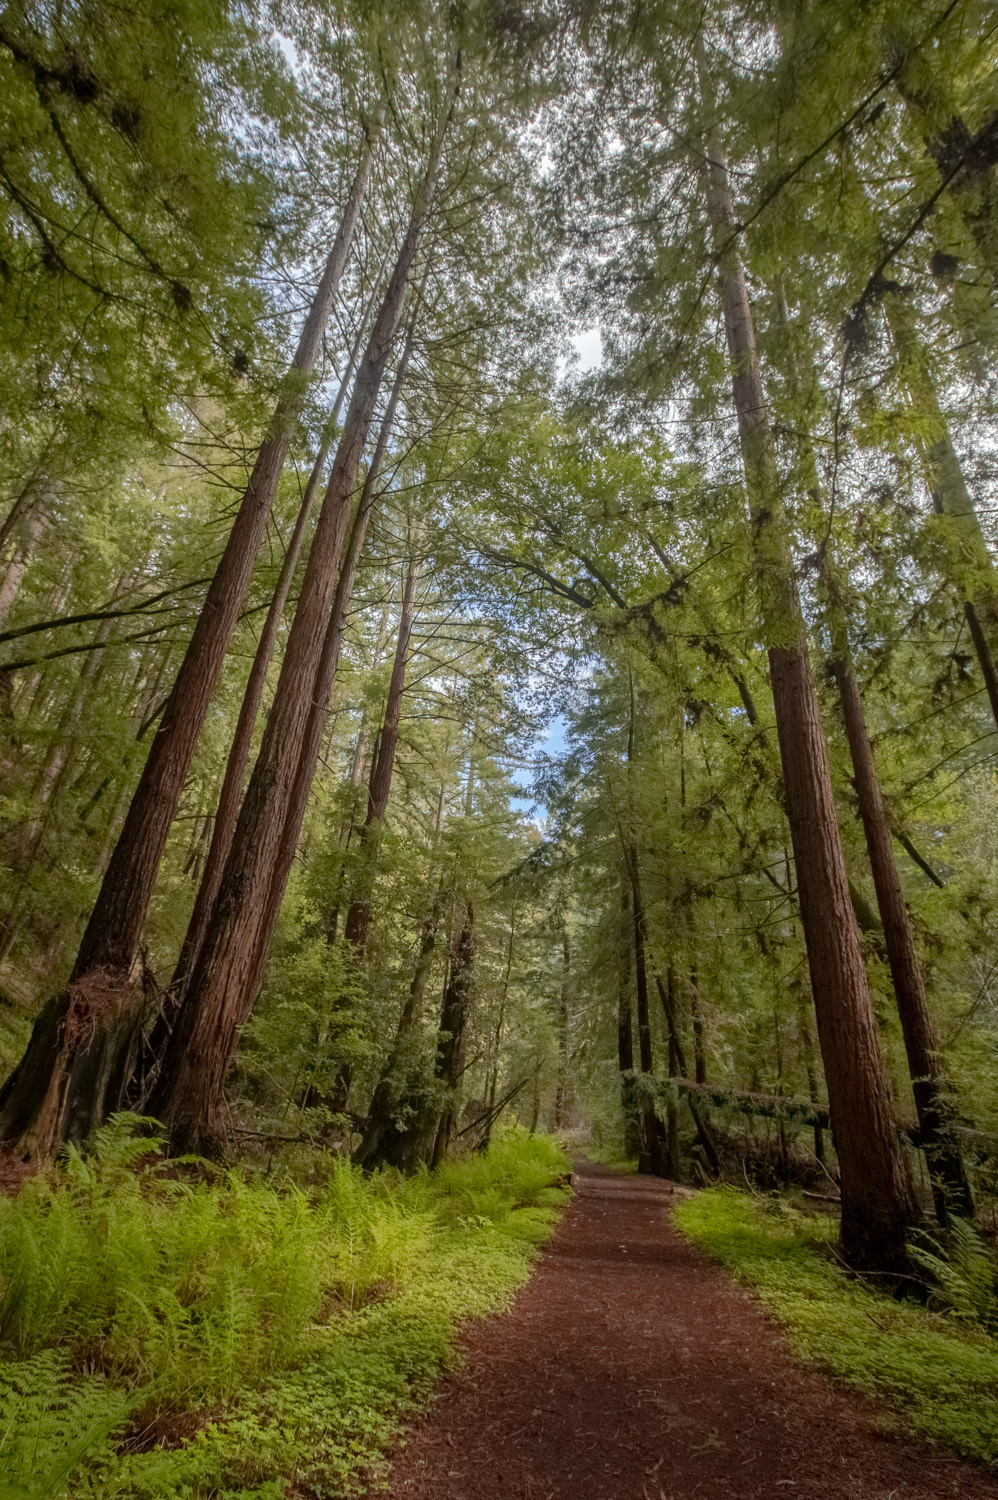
[911,1219,998,1335]
[0,1120,570,1496]
[0,1351,130,1499]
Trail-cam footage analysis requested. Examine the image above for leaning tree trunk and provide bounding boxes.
[168,336,365,1003]
[0,119,380,1158]
[698,95,917,1273]
[352,884,445,1169]
[831,650,973,1221]
[149,251,434,1152]
[0,496,46,632]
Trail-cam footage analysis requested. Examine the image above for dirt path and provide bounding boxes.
[381,1161,998,1500]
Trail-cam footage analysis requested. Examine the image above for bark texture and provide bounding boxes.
[149,171,442,1152]
[833,653,973,1221]
[699,105,917,1272]
[343,543,421,951]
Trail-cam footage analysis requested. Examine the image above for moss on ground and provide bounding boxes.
[674,1187,998,1469]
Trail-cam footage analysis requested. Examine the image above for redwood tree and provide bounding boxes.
[697,84,918,1272]
[0,117,380,1157]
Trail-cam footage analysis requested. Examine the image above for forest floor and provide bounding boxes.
[377,1160,998,1500]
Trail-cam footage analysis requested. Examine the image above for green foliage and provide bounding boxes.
[675,1187,998,1467]
[0,1120,569,1498]
[911,1219,998,1335]
[0,1352,131,1500]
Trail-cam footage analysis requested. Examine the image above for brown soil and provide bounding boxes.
[381,1160,998,1500]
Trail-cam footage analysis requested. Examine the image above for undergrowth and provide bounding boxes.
[674,1187,998,1468]
[0,1118,569,1499]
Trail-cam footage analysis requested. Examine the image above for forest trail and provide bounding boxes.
[380,1162,998,1500]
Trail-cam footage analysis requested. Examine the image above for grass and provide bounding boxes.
[674,1186,998,1469]
[0,1118,570,1499]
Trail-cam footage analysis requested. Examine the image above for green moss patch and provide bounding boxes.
[674,1187,998,1469]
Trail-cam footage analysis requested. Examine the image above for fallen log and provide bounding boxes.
[655,1077,831,1132]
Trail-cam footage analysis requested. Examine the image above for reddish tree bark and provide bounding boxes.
[832,651,973,1222]
[699,100,917,1272]
[168,324,369,1004]
[148,169,443,1151]
[343,544,421,950]
[0,119,380,1157]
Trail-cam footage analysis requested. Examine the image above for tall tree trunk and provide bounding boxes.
[352,884,445,1169]
[795,985,826,1165]
[775,278,972,1222]
[831,650,973,1221]
[660,966,681,1179]
[616,882,640,1158]
[0,120,380,1157]
[148,189,441,1152]
[653,969,720,1175]
[168,339,366,1006]
[343,540,422,951]
[431,900,475,1167]
[326,597,395,943]
[698,97,917,1273]
[625,844,659,1176]
[554,925,570,1128]
[0,614,110,961]
[689,962,707,1085]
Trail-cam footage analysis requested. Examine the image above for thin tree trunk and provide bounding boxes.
[326,597,395,943]
[617,882,640,1158]
[626,845,659,1176]
[653,969,720,1175]
[343,540,421,951]
[660,967,681,1179]
[698,94,917,1273]
[554,925,570,1128]
[832,651,973,1221]
[430,900,474,1167]
[352,883,445,1169]
[0,119,380,1157]
[775,278,972,1222]
[796,986,826,1165]
[482,895,516,1151]
[690,963,707,1085]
